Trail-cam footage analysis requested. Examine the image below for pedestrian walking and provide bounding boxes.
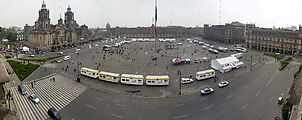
[53,77,55,82]
[31,83,34,88]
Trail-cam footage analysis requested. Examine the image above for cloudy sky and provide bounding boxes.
[1,0,302,28]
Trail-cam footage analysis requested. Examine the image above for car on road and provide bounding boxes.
[218,81,229,88]
[28,94,40,103]
[57,52,63,55]
[56,59,63,63]
[76,49,81,53]
[50,60,57,63]
[18,85,27,95]
[6,69,11,74]
[200,87,214,95]
[28,54,35,57]
[181,78,193,84]
[278,97,283,104]
[185,58,191,63]
[48,108,62,120]
[234,47,247,52]
[63,56,70,61]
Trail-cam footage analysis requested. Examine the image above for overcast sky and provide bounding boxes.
[1,0,302,28]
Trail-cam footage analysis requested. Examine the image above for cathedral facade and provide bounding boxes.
[24,2,89,46]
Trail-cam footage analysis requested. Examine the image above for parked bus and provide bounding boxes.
[196,69,215,80]
[81,67,99,79]
[145,75,169,86]
[99,71,120,83]
[120,74,144,85]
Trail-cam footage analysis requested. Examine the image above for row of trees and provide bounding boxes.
[0,29,17,41]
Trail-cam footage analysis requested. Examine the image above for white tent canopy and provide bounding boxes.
[22,46,29,52]
[211,56,244,73]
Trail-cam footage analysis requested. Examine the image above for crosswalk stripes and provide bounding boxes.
[10,75,87,120]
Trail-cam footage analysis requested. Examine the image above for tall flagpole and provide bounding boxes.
[154,0,157,52]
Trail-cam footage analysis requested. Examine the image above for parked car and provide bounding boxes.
[48,108,62,120]
[18,85,27,95]
[28,94,40,103]
[6,69,11,74]
[278,97,283,104]
[50,60,57,63]
[28,54,35,57]
[56,59,63,63]
[57,52,63,55]
[63,56,70,61]
[218,81,229,88]
[200,87,214,96]
[181,78,193,84]
[185,58,191,64]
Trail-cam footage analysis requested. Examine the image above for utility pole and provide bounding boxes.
[250,55,253,71]
[179,70,182,95]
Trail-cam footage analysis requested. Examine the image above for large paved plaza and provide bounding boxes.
[7,37,299,120]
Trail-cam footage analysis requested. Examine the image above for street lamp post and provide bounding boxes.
[179,71,182,95]
[250,55,253,71]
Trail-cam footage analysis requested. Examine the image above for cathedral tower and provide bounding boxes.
[38,1,50,29]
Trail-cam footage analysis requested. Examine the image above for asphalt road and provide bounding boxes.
[59,59,296,120]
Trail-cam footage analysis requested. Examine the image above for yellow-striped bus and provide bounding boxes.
[145,75,169,86]
[120,74,144,85]
[98,71,120,83]
[81,67,99,78]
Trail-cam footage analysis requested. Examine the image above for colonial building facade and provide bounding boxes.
[24,2,89,46]
[245,24,302,55]
[204,22,245,44]
[105,23,203,38]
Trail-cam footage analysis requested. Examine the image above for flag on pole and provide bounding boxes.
[155,0,157,22]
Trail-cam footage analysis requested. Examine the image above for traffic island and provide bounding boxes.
[7,60,40,81]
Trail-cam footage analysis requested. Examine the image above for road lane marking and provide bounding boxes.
[204,104,215,110]
[85,104,96,110]
[240,104,248,111]
[256,91,261,97]
[266,69,278,87]
[256,113,262,120]
[111,114,124,119]
[116,103,126,107]
[226,94,233,99]
[94,97,103,101]
[173,114,188,119]
[174,104,183,107]
[269,96,273,103]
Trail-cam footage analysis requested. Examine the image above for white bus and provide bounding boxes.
[81,67,99,79]
[196,69,215,80]
[98,71,120,83]
[120,74,144,85]
[145,75,169,86]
